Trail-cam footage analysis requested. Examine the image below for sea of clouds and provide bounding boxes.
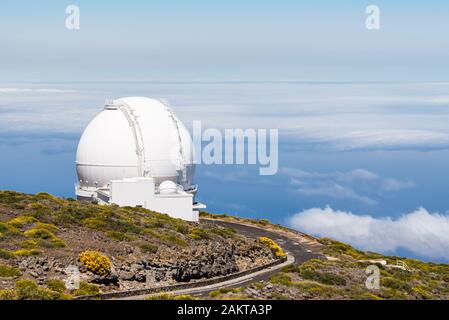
[287,206,449,262]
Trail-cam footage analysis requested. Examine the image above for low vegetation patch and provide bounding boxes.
[73,281,100,296]
[139,243,158,254]
[45,279,67,293]
[13,249,42,256]
[0,249,15,260]
[0,279,71,300]
[269,272,292,286]
[147,293,197,300]
[258,237,286,258]
[79,251,111,276]
[189,227,210,240]
[24,226,66,248]
[0,264,21,277]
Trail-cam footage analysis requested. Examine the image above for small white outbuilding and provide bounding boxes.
[75,97,205,222]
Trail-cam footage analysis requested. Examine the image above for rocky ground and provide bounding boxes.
[206,238,449,300]
[0,191,277,298]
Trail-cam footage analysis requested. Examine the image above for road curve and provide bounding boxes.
[203,219,321,264]
[176,219,322,298]
[118,219,321,299]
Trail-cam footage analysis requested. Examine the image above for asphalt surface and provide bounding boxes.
[182,219,321,298]
[119,219,321,299]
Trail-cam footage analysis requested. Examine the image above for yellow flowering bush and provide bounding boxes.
[259,237,286,258]
[79,251,111,275]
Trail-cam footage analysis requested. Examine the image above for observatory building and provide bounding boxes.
[75,97,205,222]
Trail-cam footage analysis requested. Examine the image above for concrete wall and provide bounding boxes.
[109,177,198,222]
[153,193,198,222]
[110,177,155,207]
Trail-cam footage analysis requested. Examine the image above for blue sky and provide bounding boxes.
[1,1,449,81]
[1,1,449,262]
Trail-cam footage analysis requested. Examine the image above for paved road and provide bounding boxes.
[205,219,321,264]
[181,219,322,298]
[119,219,321,299]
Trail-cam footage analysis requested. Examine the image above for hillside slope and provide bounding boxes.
[1,191,447,300]
[201,213,449,300]
[0,191,276,299]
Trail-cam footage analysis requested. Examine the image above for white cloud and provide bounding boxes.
[335,169,379,182]
[279,167,414,205]
[202,169,250,182]
[292,182,378,206]
[287,206,449,262]
[3,82,449,153]
[380,178,415,192]
[325,130,449,151]
[279,167,379,182]
[0,87,77,93]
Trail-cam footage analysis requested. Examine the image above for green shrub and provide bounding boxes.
[175,224,189,234]
[106,231,134,241]
[7,216,37,228]
[173,294,197,300]
[0,264,21,277]
[209,290,220,297]
[269,273,292,286]
[35,222,59,233]
[14,249,42,256]
[79,251,111,275]
[218,287,241,294]
[143,228,161,239]
[189,227,210,240]
[0,249,15,260]
[82,217,108,230]
[163,234,187,247]
[282,264,301,273]
[33,192,64,205]
[300,269,347,286]
[0,191,27,204]
[139,243,158,254]
[293,280,325,292]
[19,239,38,249]
[357,292,383,300]
[0,222,20,237]
[412,285,431,299]
[14,279,71,300]
[73,281,100,296]
[382,277,411,292]
[380,287,408,300]
[210,227,236,238]
[259,237,286,258]
[147,293,196,300]
[45,279,67,293]
[0,289,17,300]
[320,238,382,260]
[24,227,66,248]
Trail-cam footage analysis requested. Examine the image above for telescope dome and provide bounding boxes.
[75,97,195,189]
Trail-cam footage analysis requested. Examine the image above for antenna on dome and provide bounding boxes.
[104,99,117,110]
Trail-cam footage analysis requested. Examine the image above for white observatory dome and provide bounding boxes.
[158,180,179,195]
[76,97,195,190]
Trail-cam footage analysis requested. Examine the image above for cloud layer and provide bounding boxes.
[279,167,414,206]
[3,82,449,153]
[287,206,449,262]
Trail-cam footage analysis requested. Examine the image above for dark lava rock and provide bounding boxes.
[135,272,146,283]
[118,271,135,281]
[172,244,239,282]
[154,271,166,282]
[92,273,119,286]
